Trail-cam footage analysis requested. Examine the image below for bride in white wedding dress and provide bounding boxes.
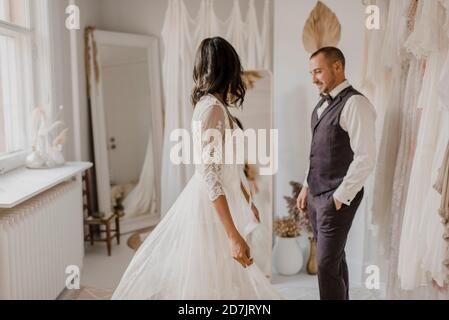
[111,37,282,300]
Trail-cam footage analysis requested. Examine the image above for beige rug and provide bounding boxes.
[126,226,156,251]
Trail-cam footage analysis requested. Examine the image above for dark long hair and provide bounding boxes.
[191,37,246,108]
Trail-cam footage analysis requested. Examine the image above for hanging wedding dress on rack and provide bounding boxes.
[435,6,449,259]
[362,0,449,298]
[398,0,449,291]
[359,1,391,294]
[420,0,449,289]
[386,0,426,298]
[420,111,449,288]
[433,139,449,278]
[371,0,409,253]
[438,0,449,112]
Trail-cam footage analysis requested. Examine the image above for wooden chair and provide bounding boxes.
[82,171,123,256]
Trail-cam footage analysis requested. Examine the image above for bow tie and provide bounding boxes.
[320,93,333,104]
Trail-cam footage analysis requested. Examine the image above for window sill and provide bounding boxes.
[0,150,28,174]
[0,161,93,209]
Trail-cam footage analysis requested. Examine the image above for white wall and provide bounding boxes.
[74,0,102,161]
[48,0,74,160]
[274,0,367,284]
[47,0,101,161]
[97,0,167,37]
[96,0,270,41]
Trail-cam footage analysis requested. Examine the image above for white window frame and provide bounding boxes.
[0,0,53,174]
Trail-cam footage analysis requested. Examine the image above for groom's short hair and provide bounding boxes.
[310,47,345,69]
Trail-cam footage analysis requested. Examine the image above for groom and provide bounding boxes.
[297,47,376,300]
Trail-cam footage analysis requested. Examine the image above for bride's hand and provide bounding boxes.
[229,232,253,268]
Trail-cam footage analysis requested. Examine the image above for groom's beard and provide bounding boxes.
[316,79,337,94]
[314,82,327,93]
[315,71,338,93]
[315,82,326,93]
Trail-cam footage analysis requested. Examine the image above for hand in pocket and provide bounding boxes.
[333,195,343,211]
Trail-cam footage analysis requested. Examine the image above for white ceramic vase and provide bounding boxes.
[48,145,65,167]
[272,236,303,276]
[26,148,45,169]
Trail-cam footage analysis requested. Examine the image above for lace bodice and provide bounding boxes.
[192,94,237,201]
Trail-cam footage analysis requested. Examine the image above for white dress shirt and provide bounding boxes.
[303,80,377,206]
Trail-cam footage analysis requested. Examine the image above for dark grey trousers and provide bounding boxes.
[307,188,364,300]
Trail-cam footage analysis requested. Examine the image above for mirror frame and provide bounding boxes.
[90,29,163,225]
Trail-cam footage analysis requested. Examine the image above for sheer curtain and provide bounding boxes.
[160,0,271,214]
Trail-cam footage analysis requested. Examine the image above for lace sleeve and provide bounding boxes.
[199,105,226,201]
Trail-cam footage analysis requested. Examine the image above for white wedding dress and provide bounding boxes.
[111,94,282,299]
[397,0,449,290]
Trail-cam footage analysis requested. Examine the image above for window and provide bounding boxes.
[0,0,30,28]
[0,0,51,172]
[0,25,32,156]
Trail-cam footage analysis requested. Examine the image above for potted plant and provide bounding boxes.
[272,214,303,276]
[283,181,317,275]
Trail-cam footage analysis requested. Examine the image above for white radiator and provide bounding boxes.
[0,179,84,300]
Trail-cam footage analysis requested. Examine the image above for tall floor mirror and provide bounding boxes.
[86,29,163,233]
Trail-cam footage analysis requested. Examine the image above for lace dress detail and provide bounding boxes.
[197,105,226,201]
[398,0,449,290]
[385,1,426,298]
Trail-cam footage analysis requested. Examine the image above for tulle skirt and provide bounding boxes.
[111,171,282,300]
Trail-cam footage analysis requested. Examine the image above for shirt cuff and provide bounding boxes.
[303,178,308,188]
[333,186,354,206]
